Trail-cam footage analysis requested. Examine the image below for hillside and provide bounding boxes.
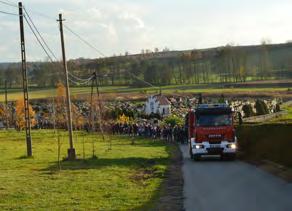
[1,42,292,88]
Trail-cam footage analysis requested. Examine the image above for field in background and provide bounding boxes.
[0,130,172,210]
[0,84,291,102]
[270,102,292,123]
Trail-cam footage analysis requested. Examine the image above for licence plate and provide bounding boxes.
[209,144,221,148]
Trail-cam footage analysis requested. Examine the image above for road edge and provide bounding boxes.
[242,158,292,183]
[154,143,184,211]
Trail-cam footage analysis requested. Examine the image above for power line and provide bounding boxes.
[23,10,92,82]
[64,24,107,58]
[0,0,55,20]
[25,8,55,21]
[128,71,158,88]
[63,24,159,88]
[25,8,93,82]
[24,7,58,61]
[0,10,18,16]
[24,15,55,64]
[64,25,158,88]
[3,3,157,89]
[0,0,17,8]
[24,9,102,83]
[10,7,108,59]
[68,75,94,85]
[6,5,106,59]
[68,71,93,82]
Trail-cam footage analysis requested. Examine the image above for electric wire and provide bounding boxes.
[25,8,55,21]
[128,72,158,88]
[0,0,17,8]
[62,26,159,88]
[68,75,94,85]
[0,10,17,16]
[24,15,55,64]
[2,0,105,60]
[23,9,93,83]
[68,71,93,82]
[64,24,107,58]
[25,8,94,82]
[1,3,157,89]
[24,7,58,61]
[25,15,92,84]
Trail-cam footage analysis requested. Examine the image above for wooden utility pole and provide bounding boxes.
[18,2,32,157]
[57,13,76,160]
[89,73,95,133]
[94,73,106,145]
[4,80,8,130]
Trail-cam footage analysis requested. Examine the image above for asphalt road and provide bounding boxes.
[180,144,292,211]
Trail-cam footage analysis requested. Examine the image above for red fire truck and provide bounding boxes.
[186,104,237,160]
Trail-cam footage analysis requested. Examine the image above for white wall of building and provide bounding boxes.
[145,95,171,116]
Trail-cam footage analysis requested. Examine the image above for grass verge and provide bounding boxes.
[0,130,174,210]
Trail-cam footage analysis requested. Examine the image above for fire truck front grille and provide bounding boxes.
[207,148,223,154]
[208,140,222,144]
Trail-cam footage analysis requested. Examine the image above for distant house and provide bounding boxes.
[145,95,171,116]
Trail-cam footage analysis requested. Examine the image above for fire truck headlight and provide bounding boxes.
[194,144,203,149]
[229,143,237,149]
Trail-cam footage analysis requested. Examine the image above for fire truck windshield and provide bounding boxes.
[196,114,232,127]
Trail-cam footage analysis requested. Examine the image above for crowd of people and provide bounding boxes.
[111,122,187,143]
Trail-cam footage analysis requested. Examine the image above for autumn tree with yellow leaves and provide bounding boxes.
[72,103,85,130]
[118,114,130,124]
[15,99,36,130]
[55,82,67,128]
[55,82,85,129]
[0,104,5,121]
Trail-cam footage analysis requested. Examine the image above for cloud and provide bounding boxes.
[1,0,292,62]
[119,12,145,29]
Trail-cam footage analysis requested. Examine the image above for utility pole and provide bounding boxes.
[94,72,106,144]
[18,2,32,157]
[57,13,76,160]
[4,80,8,130]
[89,73,95,133]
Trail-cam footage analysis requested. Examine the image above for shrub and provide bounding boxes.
[242,104,254,117]
[255,100,269,115]
[149,112,162,120]
[275,104,281,112]
[164,115,183,127]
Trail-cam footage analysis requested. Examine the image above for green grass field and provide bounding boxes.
[280,103,292,121]
[0,130,173,210]
[0,85,290,102]
[268,102,292,123]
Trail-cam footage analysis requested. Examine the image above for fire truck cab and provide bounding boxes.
[187,104,237,160]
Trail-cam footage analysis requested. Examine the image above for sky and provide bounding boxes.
[1,0,292,62]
